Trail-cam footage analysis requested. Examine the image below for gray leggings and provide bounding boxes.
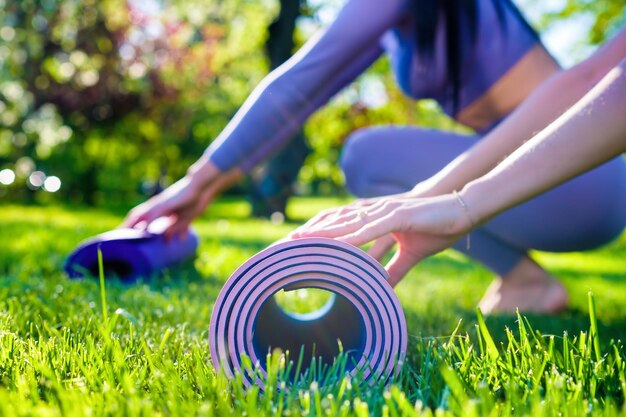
[340,126,626,275]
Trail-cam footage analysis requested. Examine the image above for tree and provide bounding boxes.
[248,0,309,219]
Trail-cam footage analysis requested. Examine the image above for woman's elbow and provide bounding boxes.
[574,53,626,89]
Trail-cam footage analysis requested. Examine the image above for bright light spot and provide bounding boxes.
[39,126,57,146]
[1,111,17,126]
[145,21,164,39]
[2,82,23,101]
[39,103,56,118]
[43,175,61,192]
[128,28,145,45]
[22,119,36,133]
[13,49,27,65]
[15,157,35,177]
[119,43,135,61]
[359,76,388,108]
[0,168,15,185]
[79,69,99,87]
[58,125,73,141]
[59,62,76,79]
[28,170,46,188]
[270,211,285,225]
[129,0,162,15]
[128,62,147,78]
[69,50,88,67]
[0,26,15,42]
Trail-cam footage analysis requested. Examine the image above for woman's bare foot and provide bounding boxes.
[478,256,569,315]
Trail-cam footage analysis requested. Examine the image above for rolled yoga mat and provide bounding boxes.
[209,237,407,389]
[64,218,199,283]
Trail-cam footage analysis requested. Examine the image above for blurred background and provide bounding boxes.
[0,0,624,211]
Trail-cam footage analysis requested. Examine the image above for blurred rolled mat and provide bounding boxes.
[209,237,407,388]
[64,218,198,283]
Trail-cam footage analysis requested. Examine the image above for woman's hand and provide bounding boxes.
[122,160,242,239]
[290,194,473,286]
[294,182,440,263]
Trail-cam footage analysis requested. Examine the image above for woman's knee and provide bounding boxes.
[340,126,474,197]
[340,128,384,197]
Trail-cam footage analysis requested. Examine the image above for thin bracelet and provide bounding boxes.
[453,190,475,251]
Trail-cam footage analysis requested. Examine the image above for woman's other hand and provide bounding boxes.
[122,159,242,239]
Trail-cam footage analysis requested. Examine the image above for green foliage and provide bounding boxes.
[0,0,476,204]
[534,0,626,45]
[0,0,273,205]
[1,200,626,415]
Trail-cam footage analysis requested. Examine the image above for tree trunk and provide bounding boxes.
[249,0,310,219]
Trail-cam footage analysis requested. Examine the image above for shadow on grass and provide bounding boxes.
[71,256,227,297]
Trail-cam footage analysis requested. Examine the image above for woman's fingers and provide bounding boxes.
[367,234,396,260]
[294,199,377,235]
[163,188,214,239]
[336,213,398,247]
[123,176,206,231]
[122,202,164,229]
[293,201,396,239]
[121,210,144,228]
[385,246,423,287]
[122,190,179,229]
[164,216,192,241]
[295,199,397,237]
[295,214,373,238]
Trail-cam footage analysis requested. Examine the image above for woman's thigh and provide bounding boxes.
[340,126,480,197]
[482,156,626,252]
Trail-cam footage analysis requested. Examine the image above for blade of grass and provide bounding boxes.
[97,246,108,324]
[588,292,602,363]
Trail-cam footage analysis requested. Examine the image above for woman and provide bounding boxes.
[124,1,625,312]
[292,27,626,314]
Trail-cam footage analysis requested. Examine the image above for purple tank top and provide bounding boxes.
[206,0,541,172]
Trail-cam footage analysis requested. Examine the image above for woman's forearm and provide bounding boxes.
[461,60,626,224]
[415,28,626,198]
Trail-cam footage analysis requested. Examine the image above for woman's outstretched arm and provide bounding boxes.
[412,26,626,197]
[123,0,406,236]
[459,58,626,224]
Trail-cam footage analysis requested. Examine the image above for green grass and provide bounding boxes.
[1,199,626,416]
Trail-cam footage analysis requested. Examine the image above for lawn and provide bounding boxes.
[1,199,626,416]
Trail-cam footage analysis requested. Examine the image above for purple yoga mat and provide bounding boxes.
[64,218,199,283]
[209,237,407,389]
